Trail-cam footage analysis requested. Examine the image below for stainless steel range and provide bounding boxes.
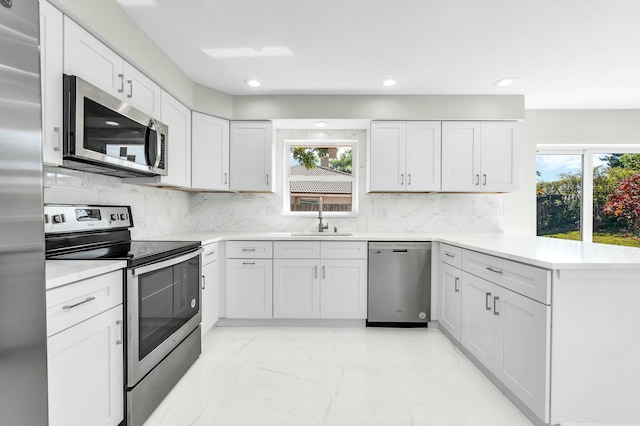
[44,204,202,426]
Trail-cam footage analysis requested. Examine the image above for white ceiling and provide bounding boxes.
[115,0,640,109]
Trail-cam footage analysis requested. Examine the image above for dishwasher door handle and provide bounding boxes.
[392,249,408,253]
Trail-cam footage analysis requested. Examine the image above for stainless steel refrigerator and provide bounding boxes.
[0,0,49,425]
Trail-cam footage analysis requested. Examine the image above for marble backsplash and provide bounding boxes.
[43,167,192,239]
[188,192,503,233]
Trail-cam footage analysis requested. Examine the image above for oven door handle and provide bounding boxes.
[132,248,203,276]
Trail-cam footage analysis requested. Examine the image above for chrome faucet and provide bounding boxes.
[317,197,329,232]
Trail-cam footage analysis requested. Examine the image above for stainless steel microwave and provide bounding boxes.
[63,74,168,178]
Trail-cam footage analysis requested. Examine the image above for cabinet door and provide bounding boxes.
[441,121,481,191]
[480,121,519,192]
[229,121,273,192]
[405,121,441,191]
[321,259,367,319]
[273,259,320,318]
[160,91,191,187]
[439,262,462,341]
[225,259,273,318]
[493,285,551,422]
[460,272,494,369]
[122,62,161,117]
[47,305,124,426]
[201,260,218,336]
[63,17,124,99]
[192,112,230,191]
[40,0,64,166]
[369,121,406,191]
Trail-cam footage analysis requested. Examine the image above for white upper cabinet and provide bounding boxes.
[191,112,230,191]
[159,91,191,188]
[63,17,161,117]
[39,0,64,166]
[441,121,518,192]
[369,121,441,192]
[229,121,274,192]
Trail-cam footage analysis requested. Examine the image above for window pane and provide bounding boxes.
[536,154,582,240]
[289,145,353,213]
[593,153,640,247]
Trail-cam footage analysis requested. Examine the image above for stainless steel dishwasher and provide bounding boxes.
[367,242,432,326]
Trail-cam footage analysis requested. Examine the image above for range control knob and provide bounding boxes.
[52,214,65,224]
[120,213,127,220]
[110,213,118,221]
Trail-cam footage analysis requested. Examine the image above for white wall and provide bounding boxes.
[189,129,503,233]
[503,109,640,236]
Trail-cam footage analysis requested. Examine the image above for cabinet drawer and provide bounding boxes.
[321,241,368,259]
[440,243,462,268]
[462,250,551,304]
[46,270,123,337]
[226,241,273,259]
[202,242,218,265]
[274,241,321,258]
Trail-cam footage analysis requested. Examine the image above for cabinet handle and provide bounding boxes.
[485,292,492,310]
[62,296,95,310]
[116,320,123,345]
[224,172,228,184]
[475,174,480,185]
[202,274,206,290]
[204,251,215,256]
[493,296,500,315]
[444,252,455,258]
[53,126,62,152]
[322,265,326,279]
[314,265,318,279]
[266,173,270,185]
[486,267,503,274]
[483,174,487,185]
[118,73,124,93]
[127,79,133,98]
[400,173,404,185]
[454,277,460,292]
[408,174,412,185]
[242,248,256,252]
[243,262,255,265]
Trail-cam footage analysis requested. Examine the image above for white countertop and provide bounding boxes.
[146,231,640,270]
[46,260,127,290]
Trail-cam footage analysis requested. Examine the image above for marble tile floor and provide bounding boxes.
[144,326,533,426]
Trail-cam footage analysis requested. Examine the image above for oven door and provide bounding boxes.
[64,74,168,176]
[126,248,202,387]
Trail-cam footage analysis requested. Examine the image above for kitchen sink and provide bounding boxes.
[289,232,353,236]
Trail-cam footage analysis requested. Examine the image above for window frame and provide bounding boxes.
[283,139,358,217]
[537,144,640,243]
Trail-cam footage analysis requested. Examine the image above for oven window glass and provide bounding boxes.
[84,98,148,166]
[137,256,200,360]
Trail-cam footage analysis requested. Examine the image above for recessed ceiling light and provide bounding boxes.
[246,79,261,88]
[105,121,120,126]
[315,121,327,128]
[382,79,397,87]
[494,77,517,87]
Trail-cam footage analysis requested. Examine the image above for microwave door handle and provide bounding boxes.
[152,119,162,169]
[144,119,162,169]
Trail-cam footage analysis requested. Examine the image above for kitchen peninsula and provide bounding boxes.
[144,231,640,426]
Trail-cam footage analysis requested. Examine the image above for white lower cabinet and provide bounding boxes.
[272,241,367,320]
[460,269,551,422]
[47,305,124,426]
[438,262,462,341]
[201,242,219,335]
[320,259,367,319]
[226,258,273,318]
[273,259,320,318]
